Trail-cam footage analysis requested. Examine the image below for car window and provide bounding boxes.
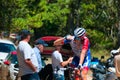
[45,40,71,50]
[45,40,54,47]
[0,43,16,53]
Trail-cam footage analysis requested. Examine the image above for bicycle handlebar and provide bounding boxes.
[58,67,79,71]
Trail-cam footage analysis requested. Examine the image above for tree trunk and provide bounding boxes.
[66,0,81,35]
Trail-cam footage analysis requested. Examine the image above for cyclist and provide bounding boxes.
[63,27,91,80]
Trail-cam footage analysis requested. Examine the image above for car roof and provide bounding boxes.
[0,39,14,45]
[40,36,62,42]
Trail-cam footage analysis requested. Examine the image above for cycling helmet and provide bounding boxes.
[74,27,86,37]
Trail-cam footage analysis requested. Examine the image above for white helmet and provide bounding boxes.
[74,27,86,37]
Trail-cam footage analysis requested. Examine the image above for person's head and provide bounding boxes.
[20,30,31,41]
[74,27,86,39]
[35,39,48,52]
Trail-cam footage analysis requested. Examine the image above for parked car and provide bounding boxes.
[40,36,73,56]
[4,51,19,80]
[0,39,17,80]
[39,36,73,63]
[35,36,73,65]
[0,39,16,64]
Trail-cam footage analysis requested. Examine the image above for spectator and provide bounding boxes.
[52,38,73,80]
[33,39,48,73]
[113,48,120,79]
[17,30,40,80]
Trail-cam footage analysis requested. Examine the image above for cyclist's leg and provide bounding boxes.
[75,69,82,80]
[81,49,91,80]
[81,67,89,80]
[70,56,82,80]
[74,67,89,80]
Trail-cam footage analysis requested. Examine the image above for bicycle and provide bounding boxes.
[58,66,82,80]
[67,66,82,80]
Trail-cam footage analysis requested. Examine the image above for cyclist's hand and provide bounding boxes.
[65,35,74,40]
[77,64,82,70]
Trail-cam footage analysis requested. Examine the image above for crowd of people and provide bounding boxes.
[16,27,91,80]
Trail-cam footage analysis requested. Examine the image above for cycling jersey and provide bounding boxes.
[64,36,91,67]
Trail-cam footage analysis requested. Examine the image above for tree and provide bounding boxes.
[0,0,120,50]
[0,0,15,31]
[116,0,120,48]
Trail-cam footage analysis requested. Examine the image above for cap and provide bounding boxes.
[21,30,31,36]
[20,30,31,40]
[53,38,64,46]
[35,39,48,46]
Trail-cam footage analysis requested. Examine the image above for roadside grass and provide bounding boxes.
[91,48,111,61]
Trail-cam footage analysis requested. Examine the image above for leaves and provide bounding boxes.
[0,0,120,50]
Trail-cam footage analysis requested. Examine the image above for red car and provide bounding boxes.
[37,36,73,56]
[35,36,73,66]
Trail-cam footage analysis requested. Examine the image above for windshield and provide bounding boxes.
[0,43,16,53]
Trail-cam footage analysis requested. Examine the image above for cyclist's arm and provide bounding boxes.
[79,37,89,65]
[64,35,74,44]
[79,49,87,65]
[53,35,74,45]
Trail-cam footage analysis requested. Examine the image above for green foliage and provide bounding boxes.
[0,0,120,52]
[11,18,28,30]
[77,0,118,50]
[10,0,70,34]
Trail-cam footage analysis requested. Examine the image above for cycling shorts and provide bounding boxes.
[70,49,91,70]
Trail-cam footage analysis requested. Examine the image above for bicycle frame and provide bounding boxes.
[58,66,83,80]
[74,68,82,80]
[66,67,82,80]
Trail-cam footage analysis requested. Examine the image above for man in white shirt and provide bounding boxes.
[17,30,40,80]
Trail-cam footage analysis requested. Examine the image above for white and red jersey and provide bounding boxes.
[64,36,90,57]
[64,36,91,67]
